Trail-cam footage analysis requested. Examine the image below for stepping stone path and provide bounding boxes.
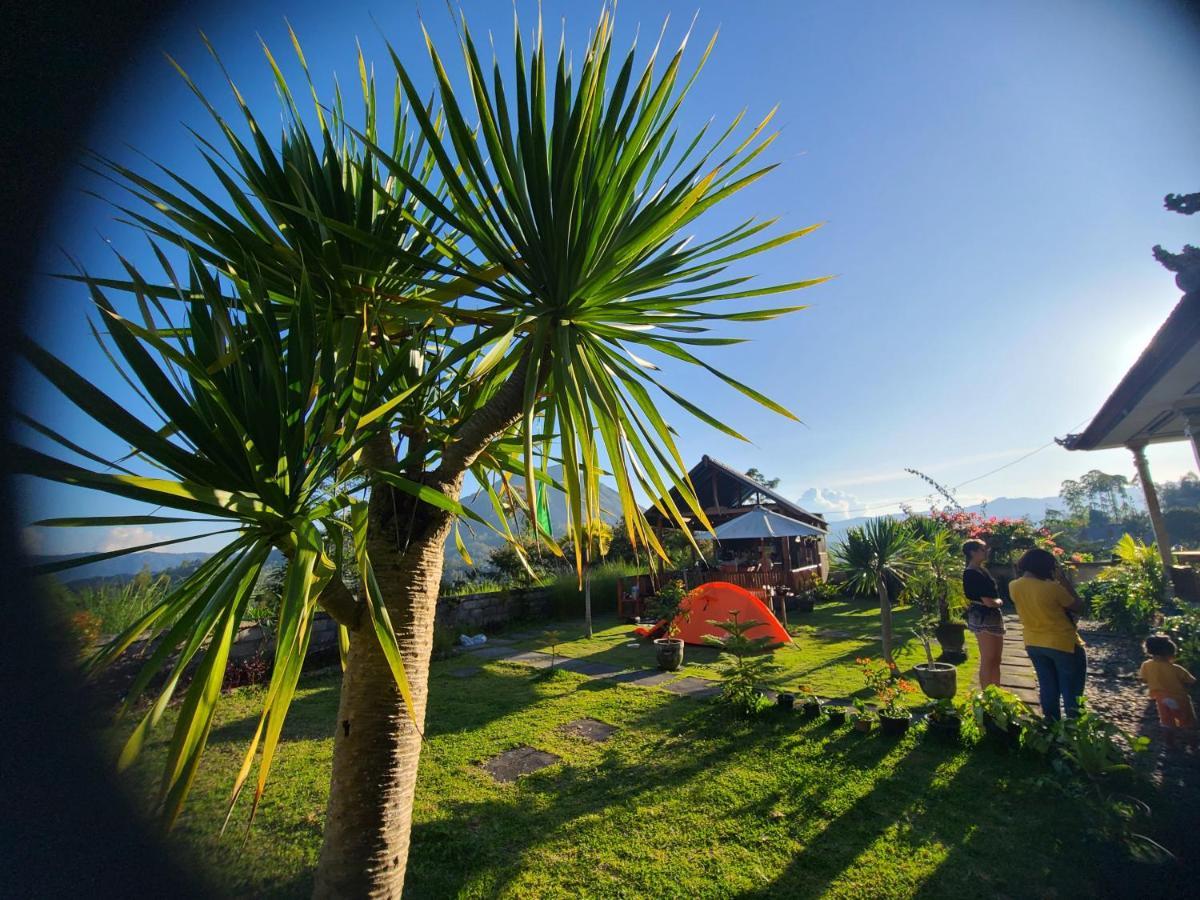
[448,666,481,679]
[481,746,561,783]
[972,614,1041,707]
[559,718,618,742]
[604,669,677,688]
[466,645,520,659]
[661,676,722,699]
[503,650,556,669]
[557,658,625,678]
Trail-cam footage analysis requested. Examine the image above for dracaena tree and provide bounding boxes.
[16,9,824,896]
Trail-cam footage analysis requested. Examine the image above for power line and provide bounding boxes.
[823,415,1095,518]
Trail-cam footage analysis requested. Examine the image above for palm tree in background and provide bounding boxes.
[833,517,916,663]
[15,9,825,895]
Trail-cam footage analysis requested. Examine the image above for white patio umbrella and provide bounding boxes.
[711,506,824,540]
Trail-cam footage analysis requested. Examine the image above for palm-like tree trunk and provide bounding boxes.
[312,490,455,897]
[878,574,894,664]
[314,372,529,897]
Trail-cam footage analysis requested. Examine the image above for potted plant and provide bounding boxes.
[903,523,968,663]
[832,518,916,664]
[925,698,962,743]
[859,656,916,736]
[969,685,1030,748]
[702,610,782,717]
[777,691,796,712]
[650,579,689,671]
[793,589,815,614]
[852,698,876,733]
[823,703,847,725]
[799,686,822,720]
[910,616,957,700]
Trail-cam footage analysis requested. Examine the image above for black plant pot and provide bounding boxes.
[926,714,962,743]
[934,621,968,663]
[800,701,821,720]
[795,598,815,614]
[777,693,795,712]
[983,716,1021,749]
[879,713,912,736]
[823,705,847,725]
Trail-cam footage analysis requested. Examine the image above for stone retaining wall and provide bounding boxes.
[100,585,555,688]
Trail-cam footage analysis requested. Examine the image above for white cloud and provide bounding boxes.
[100,526,156,553]
[797,487,861,521]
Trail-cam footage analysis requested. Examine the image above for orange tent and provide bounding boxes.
[634,581,791,647]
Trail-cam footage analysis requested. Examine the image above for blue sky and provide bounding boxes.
[17,0,1200,555]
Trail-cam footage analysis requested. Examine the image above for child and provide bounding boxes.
[1139,635,1197,747]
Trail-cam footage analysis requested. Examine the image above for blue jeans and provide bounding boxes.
[1026,645,1087,720]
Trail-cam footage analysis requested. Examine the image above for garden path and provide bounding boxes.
[976,614,1041,707]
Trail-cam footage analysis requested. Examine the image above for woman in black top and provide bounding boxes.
[963,539,1004,688]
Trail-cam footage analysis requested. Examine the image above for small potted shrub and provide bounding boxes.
[969,685,1029,749]
[852,698,876,733]
[859,656,916,736]
[823,703,847,725]
[911,617,957,700]
[777,691,796,712]
[650,580,689,671]
[925,698,962,743]
[703,610,782,717]
[793,589,815,614]
[799,687,822,720]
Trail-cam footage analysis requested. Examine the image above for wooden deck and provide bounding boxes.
[972,614,1041,707]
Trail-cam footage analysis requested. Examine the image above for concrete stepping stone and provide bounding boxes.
[504,650,556,669]
[559,718,618,743]
[605,669,676,688]
[661,676,721,699]
[502,631,539,641]
[557,657,625,678]
[465,645,518,659]
[481,746,561,783]
[448,666,481,678]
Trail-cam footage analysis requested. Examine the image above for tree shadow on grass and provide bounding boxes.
[738,740,969,898]
[406,705,743,896]
[207,675,342,746]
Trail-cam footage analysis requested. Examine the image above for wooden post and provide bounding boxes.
[1177,405,1200,476]
[1129,443,1175,596]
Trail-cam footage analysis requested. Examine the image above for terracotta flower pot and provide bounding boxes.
[654,638,684,672]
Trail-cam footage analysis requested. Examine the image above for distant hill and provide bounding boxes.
[825,496,1070,543]
[31,550,213,584]
[444,470,623,579]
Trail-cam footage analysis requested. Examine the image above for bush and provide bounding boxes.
[1080,575,1158,635]
[1163,604,1200,670]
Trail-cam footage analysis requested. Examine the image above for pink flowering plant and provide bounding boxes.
[930,510,1063,565]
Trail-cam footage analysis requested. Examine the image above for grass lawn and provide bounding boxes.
[116,600,1195,898]
[515,599,977,704]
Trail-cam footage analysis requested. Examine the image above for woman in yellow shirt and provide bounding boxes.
[1008,548,1085,720]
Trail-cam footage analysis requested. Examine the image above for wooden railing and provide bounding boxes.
[617,565,822,619]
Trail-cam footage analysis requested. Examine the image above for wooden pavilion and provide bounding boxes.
[1059,287,1200,598]
[620,456,828,616]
